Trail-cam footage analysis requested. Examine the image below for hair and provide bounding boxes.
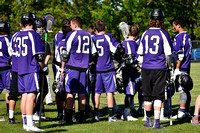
[148,19,164,29]
[0,32,6,35]
[86,25,94,34]
[21,22,34,28]
[172,16,185,28]
[62,19,71,39]
[129,24,140,37]
[94,19,106,32]
[71,17,82,28]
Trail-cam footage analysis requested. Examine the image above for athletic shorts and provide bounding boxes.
[18,73,40,93]
[122,68,137,95]
[142,68,167,101]
[95,71,116,94]
[65,69,87,94]
[0,69,11,90]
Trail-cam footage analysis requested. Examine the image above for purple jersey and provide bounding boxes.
[121,39,138,57]
[11,29,44,75]
[0,35,11,67]
[57,39,67,67]
[65,29,97,69]
[137,28,172,69]
[53,31,64,62]
[173,31,191,71]
[92,33,120,71]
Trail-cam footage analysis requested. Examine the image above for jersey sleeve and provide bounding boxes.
[28,31,44,55]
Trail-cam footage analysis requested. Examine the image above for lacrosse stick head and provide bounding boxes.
[119,22,129,40]
[43,13,55,32]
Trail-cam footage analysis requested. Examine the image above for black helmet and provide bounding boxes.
[175,73,193,92]
[150,9,164,21]
[0,21,10,35]
[21,12,37,25]
[35,18,47,29]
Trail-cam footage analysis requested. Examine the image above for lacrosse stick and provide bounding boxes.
[119,22,129,40]
[38,13,55,128]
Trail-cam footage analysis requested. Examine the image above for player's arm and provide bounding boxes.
[35,54,49,75]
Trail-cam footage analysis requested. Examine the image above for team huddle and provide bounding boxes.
[0,9,197,131]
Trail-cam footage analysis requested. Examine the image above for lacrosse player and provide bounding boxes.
[11,12,47,131]
[0,21,11,121]
[92,19,124,122]
[172,16,192,119]
[137,9,172,129]
[32,18,52,121]
[120,24,140,121]
[60,17,97,123]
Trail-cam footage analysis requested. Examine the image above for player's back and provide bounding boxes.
[65,29,93,69]
[138,28,172,69]
[0,35,11,67]
[12,29,44,75]
[93,33,119,71]
[173,31,191,70]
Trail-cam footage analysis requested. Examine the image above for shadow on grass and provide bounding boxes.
[42,129,68,133]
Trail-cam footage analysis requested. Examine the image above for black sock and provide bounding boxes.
[146,111,152,117]
[108,107,114,117]
[79,110,85,122]
[57,106,63,114]
[66,109,72,121]
[94,108,99,116]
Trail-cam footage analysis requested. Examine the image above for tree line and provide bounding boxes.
[1,0,200,42]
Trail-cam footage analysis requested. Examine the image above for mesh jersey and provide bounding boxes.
[92,33,120,71]
[0,35,11,67]
[11,29,44,75]
[173,31,191,70]
[64,29,97,69]
[137,28,172,69]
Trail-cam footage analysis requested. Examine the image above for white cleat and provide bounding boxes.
[26,125,44,132]
[121,115,138,121]
[172,111,186,119]
[0,117,5,122]
[23,125,30,131]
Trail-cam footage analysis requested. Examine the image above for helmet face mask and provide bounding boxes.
[150,9,164,21]
[0,21,11,35]
[35,18,47,37]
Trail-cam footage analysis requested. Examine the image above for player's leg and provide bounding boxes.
[152,69,166,129]
[123,95,138,121]
[65,93,74,123]
[8,71,19,124]
[103,71,122,122]
[78,93,86,123]
[160,101,169,121]
[142,68,153,127]
[191,95,200,125]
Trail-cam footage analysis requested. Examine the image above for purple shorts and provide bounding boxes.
[125,78,136,95]
[18,73,40,93]
[65,69,87,94]
[95,71,116,94]
[0,69,11,90]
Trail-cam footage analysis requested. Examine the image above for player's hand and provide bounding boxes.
[43,66,49,75]
[173,69,181,81]
[135,77,141,83]
[60,68,65,77]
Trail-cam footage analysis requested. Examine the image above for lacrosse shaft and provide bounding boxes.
[39,74,45,128]
[169,81,173,125]
[45,32,48,42]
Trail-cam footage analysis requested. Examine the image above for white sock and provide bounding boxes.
[154,110,161,119]
[9,110,14,119]
[22,114,27,125]
[26,115,34,127]
[160,108,164,118]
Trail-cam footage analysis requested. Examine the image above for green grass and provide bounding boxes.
[1,63,200,133]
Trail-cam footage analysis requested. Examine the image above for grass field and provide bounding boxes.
[0,63,200,133]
